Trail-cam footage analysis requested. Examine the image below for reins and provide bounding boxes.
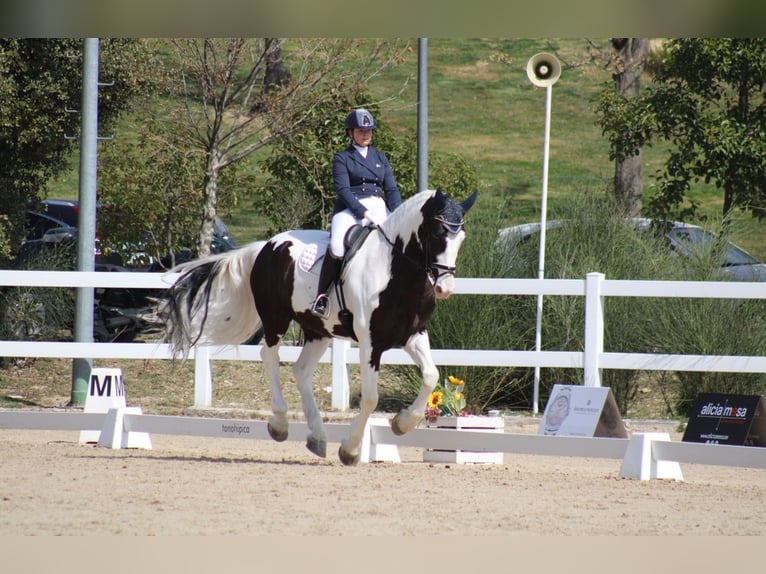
[374,220,460,286]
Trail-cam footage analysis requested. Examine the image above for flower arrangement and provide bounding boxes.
[425,375,469,422]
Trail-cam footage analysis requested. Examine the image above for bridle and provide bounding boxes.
[376,216,464,286]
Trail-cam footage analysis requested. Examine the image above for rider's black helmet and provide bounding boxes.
[345,109,376,131]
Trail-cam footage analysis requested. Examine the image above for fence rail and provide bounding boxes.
[2,269,765,412]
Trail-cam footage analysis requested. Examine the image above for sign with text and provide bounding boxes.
[80,368,126,443]
[538,384,627,438]
[682,393,766,446]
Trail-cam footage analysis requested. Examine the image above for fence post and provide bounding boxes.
[194,346,213,407]
[331,339,350,411]
[583,272,604,387]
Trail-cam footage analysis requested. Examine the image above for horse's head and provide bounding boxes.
[417,188,478,299]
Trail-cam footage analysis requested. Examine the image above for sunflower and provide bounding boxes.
[447,375,464,387]
[427,390,444,408]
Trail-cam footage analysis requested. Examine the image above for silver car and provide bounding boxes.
[497,218,766,282]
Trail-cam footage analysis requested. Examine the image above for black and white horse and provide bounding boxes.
[161,188,477,465]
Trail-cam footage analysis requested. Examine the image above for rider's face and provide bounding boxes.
[350,128,373,147]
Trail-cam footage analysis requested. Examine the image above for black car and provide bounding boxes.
[22,198,238,266]
[9,199,239,342]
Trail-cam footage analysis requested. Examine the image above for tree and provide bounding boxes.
[597,38,766,222]
[97,113,211,268]
[157,38,409,257]
[0,38,159,262]
[255,88,480,234]
[609,38,649,217]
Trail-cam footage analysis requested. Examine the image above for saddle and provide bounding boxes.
[342,223,374,261]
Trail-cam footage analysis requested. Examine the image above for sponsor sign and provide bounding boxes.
[538,384,627,438]
[682,393,766,446]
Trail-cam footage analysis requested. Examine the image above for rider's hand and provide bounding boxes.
[363,210,385,228]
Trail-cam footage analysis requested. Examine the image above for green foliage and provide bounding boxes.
[0,39,160,260]
[499,191,766,415]
[597,38,766,222]
[0,243,76,342]
[638,297,766,416]
[254,89,480,234]
[253,90,365,233]
[97,112,225,267]
[0,215,11,263]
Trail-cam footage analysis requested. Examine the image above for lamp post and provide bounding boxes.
[526,52,561,414]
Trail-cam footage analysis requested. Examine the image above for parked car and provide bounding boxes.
[497,217,766,282]
[22,198,238,266]
[8,199,239,342]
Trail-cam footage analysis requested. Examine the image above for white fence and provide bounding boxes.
[1,408,765,479]
[2,269,766,412]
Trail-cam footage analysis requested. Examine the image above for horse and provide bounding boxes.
[161,188,478,465]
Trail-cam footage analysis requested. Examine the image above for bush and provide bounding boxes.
[0,243,76,342]
[499,191,766,416]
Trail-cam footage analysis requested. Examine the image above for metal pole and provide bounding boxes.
[70,38,99,406]
[417,38,428,192]
[532,83,553,415]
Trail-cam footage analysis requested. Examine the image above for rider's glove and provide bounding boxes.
[363,210,385,228]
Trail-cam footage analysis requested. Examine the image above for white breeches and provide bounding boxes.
[329,196,388,258]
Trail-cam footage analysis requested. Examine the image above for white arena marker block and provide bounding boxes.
[79,368,127,443]
[79,367,151,448]
[98,407,152,450]
[619,432,683,481]
[122,407,152,449]
[361,417,400,463]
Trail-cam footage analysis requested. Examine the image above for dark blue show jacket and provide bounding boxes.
[332,144,402,218]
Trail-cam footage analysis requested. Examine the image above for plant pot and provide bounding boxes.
[423,415,505,464]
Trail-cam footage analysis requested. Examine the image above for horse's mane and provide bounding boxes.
[382,189,436,240]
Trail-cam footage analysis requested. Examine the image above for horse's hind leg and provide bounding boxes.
[293,338,332,458]
[261,343,289,442]
[391,331,438,436]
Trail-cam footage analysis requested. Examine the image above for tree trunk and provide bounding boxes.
[612,38,649,217]
[198,148,220,258]
[251,38,292,113]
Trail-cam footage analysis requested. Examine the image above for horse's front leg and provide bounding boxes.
[391,330,438,435]
[261,342,289,443]
[338,339,379,466]
[293,337,332,458]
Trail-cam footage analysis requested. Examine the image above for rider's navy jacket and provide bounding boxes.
[332,144,402,218]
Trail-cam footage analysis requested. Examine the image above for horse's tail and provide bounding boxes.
[161,242,265,360]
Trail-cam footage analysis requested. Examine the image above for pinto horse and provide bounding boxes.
[161,188,477,465]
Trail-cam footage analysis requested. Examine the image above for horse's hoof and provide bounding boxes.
[390,413,406,436]
[267,422,288,442]
[306,436,327,458]
[338,446,360,466]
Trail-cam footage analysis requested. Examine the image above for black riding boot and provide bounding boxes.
[311,250,342,318]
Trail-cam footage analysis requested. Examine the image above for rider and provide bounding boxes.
[311,108,402,318]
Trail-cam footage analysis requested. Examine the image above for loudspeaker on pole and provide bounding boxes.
[526,52,561,88]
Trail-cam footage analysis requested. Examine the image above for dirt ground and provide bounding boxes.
[1,414,764,536]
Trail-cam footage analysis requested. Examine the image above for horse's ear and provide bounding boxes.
[460,190,478,213]
[433,188,448,210]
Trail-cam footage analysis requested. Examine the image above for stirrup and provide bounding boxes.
[311,294,330,318]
